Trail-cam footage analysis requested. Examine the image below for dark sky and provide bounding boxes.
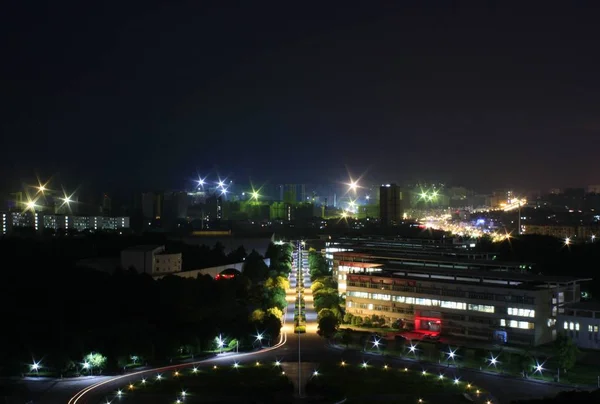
[2,1,599,192]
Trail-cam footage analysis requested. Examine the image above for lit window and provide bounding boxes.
[500,319,506,327]
[589,325,593,332]
[575,323,580,331]
[468,304,495,313]
[569,322,574,330]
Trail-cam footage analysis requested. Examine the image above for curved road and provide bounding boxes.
[23,244,583,404]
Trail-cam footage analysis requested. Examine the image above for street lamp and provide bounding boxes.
[31,361,40,375]
[217,334,225,354]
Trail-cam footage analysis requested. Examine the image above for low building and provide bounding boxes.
[121,245,182,275]
[1,211,130,235]
[558,302,600,350]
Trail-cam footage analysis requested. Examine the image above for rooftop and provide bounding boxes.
[123,245,163,252]
[347,263,590,289]
[333,250,530,271]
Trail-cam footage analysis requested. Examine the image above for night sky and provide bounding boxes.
[2,2,599,192]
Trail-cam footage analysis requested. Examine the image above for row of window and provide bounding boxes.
[564,322,600,333]
[508,307,535,318]
[347,281,537,305]
[500,319,535,330]
[347,291,495,313]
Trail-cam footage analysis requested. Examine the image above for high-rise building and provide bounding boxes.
[283,184,297,204]
[102,193,112,216]
[379,183,403,226]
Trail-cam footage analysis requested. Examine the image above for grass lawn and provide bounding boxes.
[107,363,294,403]
[306,361,487,403]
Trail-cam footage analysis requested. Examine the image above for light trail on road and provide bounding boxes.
[67,329,288,403]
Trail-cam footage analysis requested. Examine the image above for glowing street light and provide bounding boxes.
[447,348,456,360]
[255,333,264,342]
[233,362,239,368]
[192,367,198,373]
[156,374,162,380]
[564,237,571,246]
[31,361,40,374]
[83,362,90,370]
[251,190,260,200]
[275,360,281,366]
[216,334,225,354]
[361,362,368,369]
[24,200,38,212]
[197,176,206,187]
[313,370,319,376]
[340,361,346,366]
[181,390,187,397]
[116,390,122,397]
[372,337,381,348]
[408,343,417,354]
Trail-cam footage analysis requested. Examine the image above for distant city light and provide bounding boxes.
[565,237,571,246]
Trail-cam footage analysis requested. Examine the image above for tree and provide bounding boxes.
[265,275,290,291]
[318,315,339,338]
[311,281,325,293]
[317,308,337,321]
[554,334,579,374]
[250,309,265,323]
[243,250,269,282]
[84,352,107,372]
[343,313,354,324]
[266,307,284,320]
[227,245,247,262]
[314,292,340,312]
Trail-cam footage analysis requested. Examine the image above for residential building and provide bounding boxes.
[379,184,403,226]
[120,245,182,275]
[1,211,129,235]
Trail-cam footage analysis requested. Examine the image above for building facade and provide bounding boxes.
[120,245,182,275]
[557,302,600,350]
[379,184,403,226]
[1,211,130,235]
[327,237,588,347]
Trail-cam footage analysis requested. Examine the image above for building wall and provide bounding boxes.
[155,253,182,274]
[558,312,600,350]
[121,246,164,274]
[153,258,270,279]
[345,273,574,346]
[379,184,403,225]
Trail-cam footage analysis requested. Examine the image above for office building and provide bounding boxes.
[379,184,403,226]
[327,237,589,346]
